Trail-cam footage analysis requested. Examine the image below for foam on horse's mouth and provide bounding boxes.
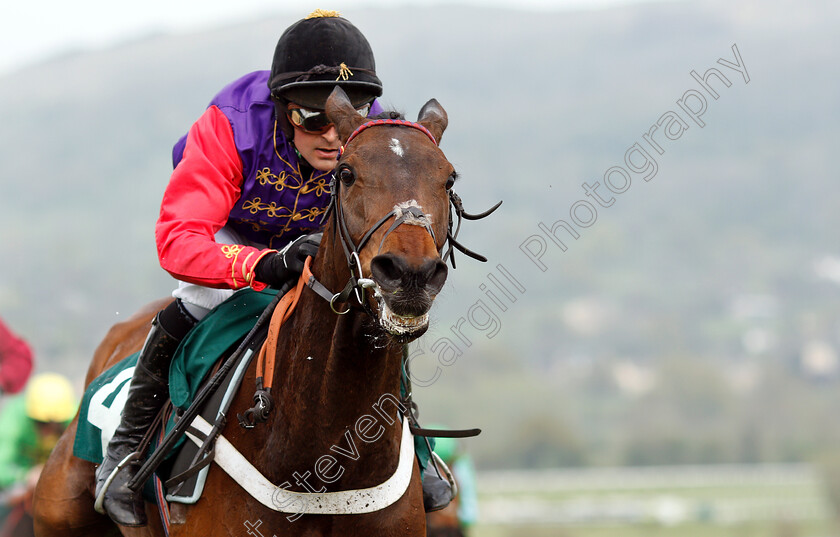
[379,300,429,336]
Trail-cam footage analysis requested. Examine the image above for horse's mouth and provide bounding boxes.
[367,283,431,338]
[379,300,430,337]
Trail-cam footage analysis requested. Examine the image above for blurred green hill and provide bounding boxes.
[0,1,838,470]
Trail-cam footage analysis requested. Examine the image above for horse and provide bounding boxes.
[425,486,463,537]
[32,87,493,537]
[426,501,463,537]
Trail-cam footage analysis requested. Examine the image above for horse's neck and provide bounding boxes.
[264,244,406,487]
[279,295,401,426]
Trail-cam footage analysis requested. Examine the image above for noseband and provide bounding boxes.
[307,118,501,317]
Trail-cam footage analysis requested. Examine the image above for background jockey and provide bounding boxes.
[95,9,452,527]
[0,318,34,397]
[0,373,76,535]
[426,433,479,537]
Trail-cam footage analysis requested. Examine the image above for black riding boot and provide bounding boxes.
[422,460,454,512]
[94,312,184,526]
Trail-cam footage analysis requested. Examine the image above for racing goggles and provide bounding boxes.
[287,103,372,134]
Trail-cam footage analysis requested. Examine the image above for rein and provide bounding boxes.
[235,258,313,429]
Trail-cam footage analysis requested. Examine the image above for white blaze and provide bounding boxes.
[389,138,404,157]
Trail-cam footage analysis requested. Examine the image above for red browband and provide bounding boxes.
[340,119,438,157]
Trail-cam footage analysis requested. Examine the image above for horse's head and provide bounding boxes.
[324,87,455,340]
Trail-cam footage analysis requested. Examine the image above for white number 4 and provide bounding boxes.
[87,366,135,459]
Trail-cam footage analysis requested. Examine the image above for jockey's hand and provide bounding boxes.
[254,232,322,288]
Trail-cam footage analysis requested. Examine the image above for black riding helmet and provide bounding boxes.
[269,10,382,124]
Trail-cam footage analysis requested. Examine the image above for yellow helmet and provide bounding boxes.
[25,373,77,422]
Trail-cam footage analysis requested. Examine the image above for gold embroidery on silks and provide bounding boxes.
[256,168,304,192]
[241,251,256,286]
[240,200,326,223]
[221,244,244,258]
[301,177,331,197]
[254,167,332,195]
[221,244,246,288]
[291,207,326,223]
[241,166,332,220]
[242,198,285,218]
[230,218,323,251]
[240,208,327,230]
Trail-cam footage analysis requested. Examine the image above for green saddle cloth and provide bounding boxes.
[169,289,277,409]
[73,289,275,463]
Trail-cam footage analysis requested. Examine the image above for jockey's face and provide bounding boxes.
[288,103,341,172]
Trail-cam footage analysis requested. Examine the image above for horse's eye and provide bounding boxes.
[338,166,355,186]
[445,172,457,190]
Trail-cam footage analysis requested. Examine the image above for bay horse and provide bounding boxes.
[32,87,485,536]
[425,487,463,537]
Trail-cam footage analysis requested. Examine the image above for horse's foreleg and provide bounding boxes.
[32,422,165,537]
[32,421,116,537]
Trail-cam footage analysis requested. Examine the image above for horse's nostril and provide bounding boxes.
[370,254,405,291]
[422,259,448,294]
[371,254,448,295]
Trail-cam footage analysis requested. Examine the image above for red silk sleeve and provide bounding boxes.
[0,318,33,395]
[155,106,274,290]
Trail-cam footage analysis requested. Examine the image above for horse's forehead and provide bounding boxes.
[352,129,448,167]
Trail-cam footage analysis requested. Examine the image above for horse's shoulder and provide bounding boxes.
[84,297,174,386]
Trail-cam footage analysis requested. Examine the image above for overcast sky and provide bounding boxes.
[1,0,668,75]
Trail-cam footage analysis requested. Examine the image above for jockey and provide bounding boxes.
[0,374,76,508]
[95,10,452,527]
[0,317,34,396]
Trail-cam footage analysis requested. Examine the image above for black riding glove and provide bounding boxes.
[253,232,322,288]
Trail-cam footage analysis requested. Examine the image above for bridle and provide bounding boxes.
[305,118,502,317]
[232,117,499,431]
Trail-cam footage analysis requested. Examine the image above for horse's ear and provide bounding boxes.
[326,86,367,143]
[417,99,448,144]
